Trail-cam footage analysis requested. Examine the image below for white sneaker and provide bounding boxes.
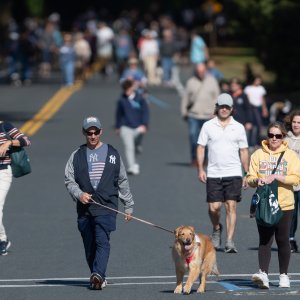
[279,273,290,288]
[101,279,107,289]
[127,164,140,175]
[252,270,269,289]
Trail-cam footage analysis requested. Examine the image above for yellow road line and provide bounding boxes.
[20,82,82,136]
[19,61,102,137]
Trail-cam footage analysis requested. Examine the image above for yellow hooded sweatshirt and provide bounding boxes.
[247,140,300,211]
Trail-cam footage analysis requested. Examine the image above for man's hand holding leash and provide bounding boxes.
[80,192,92,204]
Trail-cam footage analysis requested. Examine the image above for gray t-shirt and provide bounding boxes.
[86,144,108,189]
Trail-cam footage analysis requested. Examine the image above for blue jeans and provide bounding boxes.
[290,190,300,239]
[161,57,174,81]
[187,117,206,161]
[61,61,74,85]
[77,214,116,279]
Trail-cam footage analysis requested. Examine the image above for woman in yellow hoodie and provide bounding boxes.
[247,121,300,289]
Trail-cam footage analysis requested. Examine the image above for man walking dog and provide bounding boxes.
[65,116,134,290]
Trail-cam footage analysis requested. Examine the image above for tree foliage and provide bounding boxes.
[226,0,300,90]
[26,0,45,17]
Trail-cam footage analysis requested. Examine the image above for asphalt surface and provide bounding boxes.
[1,72,300,300]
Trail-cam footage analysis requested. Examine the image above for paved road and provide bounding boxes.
[1,74,300,300]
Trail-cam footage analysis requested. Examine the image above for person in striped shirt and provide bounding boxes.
[0,121,31,255]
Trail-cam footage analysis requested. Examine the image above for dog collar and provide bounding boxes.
[185,235,201,265]
[186,255,193,265]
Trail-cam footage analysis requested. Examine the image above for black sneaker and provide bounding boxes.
[290,240,298,253]
[0,240,11,256]
[89,273,104,290]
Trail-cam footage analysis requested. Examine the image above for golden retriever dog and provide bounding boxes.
[172,226,219,294]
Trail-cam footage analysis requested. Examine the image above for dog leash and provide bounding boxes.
[90,198,174,235]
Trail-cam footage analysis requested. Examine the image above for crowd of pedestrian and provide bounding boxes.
[0,11,191,88]
[2,7,300,294]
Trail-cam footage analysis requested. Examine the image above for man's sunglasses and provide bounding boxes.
[85,129,101,136]
[267,133,283,139]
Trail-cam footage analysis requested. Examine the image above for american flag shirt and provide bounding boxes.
[86,144,108,190]
[0,121,31,167]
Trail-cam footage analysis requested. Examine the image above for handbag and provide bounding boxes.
[1,123,32,178]
[250,151,284,227]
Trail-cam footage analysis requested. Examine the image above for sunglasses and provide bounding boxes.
[85,129,101,136]
[267,133,283,139]
[218,105,232,110]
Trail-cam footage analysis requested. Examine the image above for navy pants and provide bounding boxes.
[77,214,116,279]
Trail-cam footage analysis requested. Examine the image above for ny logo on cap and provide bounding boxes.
[87,117,98,123]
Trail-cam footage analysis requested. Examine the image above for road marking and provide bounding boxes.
[218,281,252,291]
[1,274,300,291]
[147,94,169,109]
[20,82,82,136]
[1,273,300,281]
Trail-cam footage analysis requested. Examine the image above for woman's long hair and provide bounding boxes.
[284,110,300,132]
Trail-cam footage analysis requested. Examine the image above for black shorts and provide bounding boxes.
[207,176,242,203]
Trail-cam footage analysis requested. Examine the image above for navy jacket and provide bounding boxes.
[232,92,253,125]
[115,93,149,129]
[73,144,120,217]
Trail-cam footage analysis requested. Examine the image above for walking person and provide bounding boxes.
[159,29,178,86]
[284,111,300,252]
[114,28,134,77]
[95,22,115,77]
[189,30,209,65]
[139,30,160,85]
[181,63,220,166]
[120,57,147,95]
[65,116,134,290]
[0,121,31,255]
[115,79,150,175]
[197,93,249,253]
[244,75,269,148]
[59,33,75,86]
[247,121,300,289]
[230,77,253,146]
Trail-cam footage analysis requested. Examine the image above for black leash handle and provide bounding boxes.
[90,199,174,235]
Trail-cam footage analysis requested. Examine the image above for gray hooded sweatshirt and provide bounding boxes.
[286,131,300,191]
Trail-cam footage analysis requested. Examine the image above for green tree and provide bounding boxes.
[26,0,45,17]
[227,0,300,90]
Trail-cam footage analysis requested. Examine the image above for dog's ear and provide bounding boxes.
[188,226,195,233]
[188,226,195,239]
[174,226,184,239]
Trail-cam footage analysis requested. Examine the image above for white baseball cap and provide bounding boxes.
[217,93,233,107]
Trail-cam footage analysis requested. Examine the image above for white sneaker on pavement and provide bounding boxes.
[252,270,269,289]
[127,164,140,175]
[279,273,290,288]
[101,279,107,289]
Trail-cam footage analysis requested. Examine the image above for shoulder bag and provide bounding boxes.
[1,123,32,178]
[250,151,284,227]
